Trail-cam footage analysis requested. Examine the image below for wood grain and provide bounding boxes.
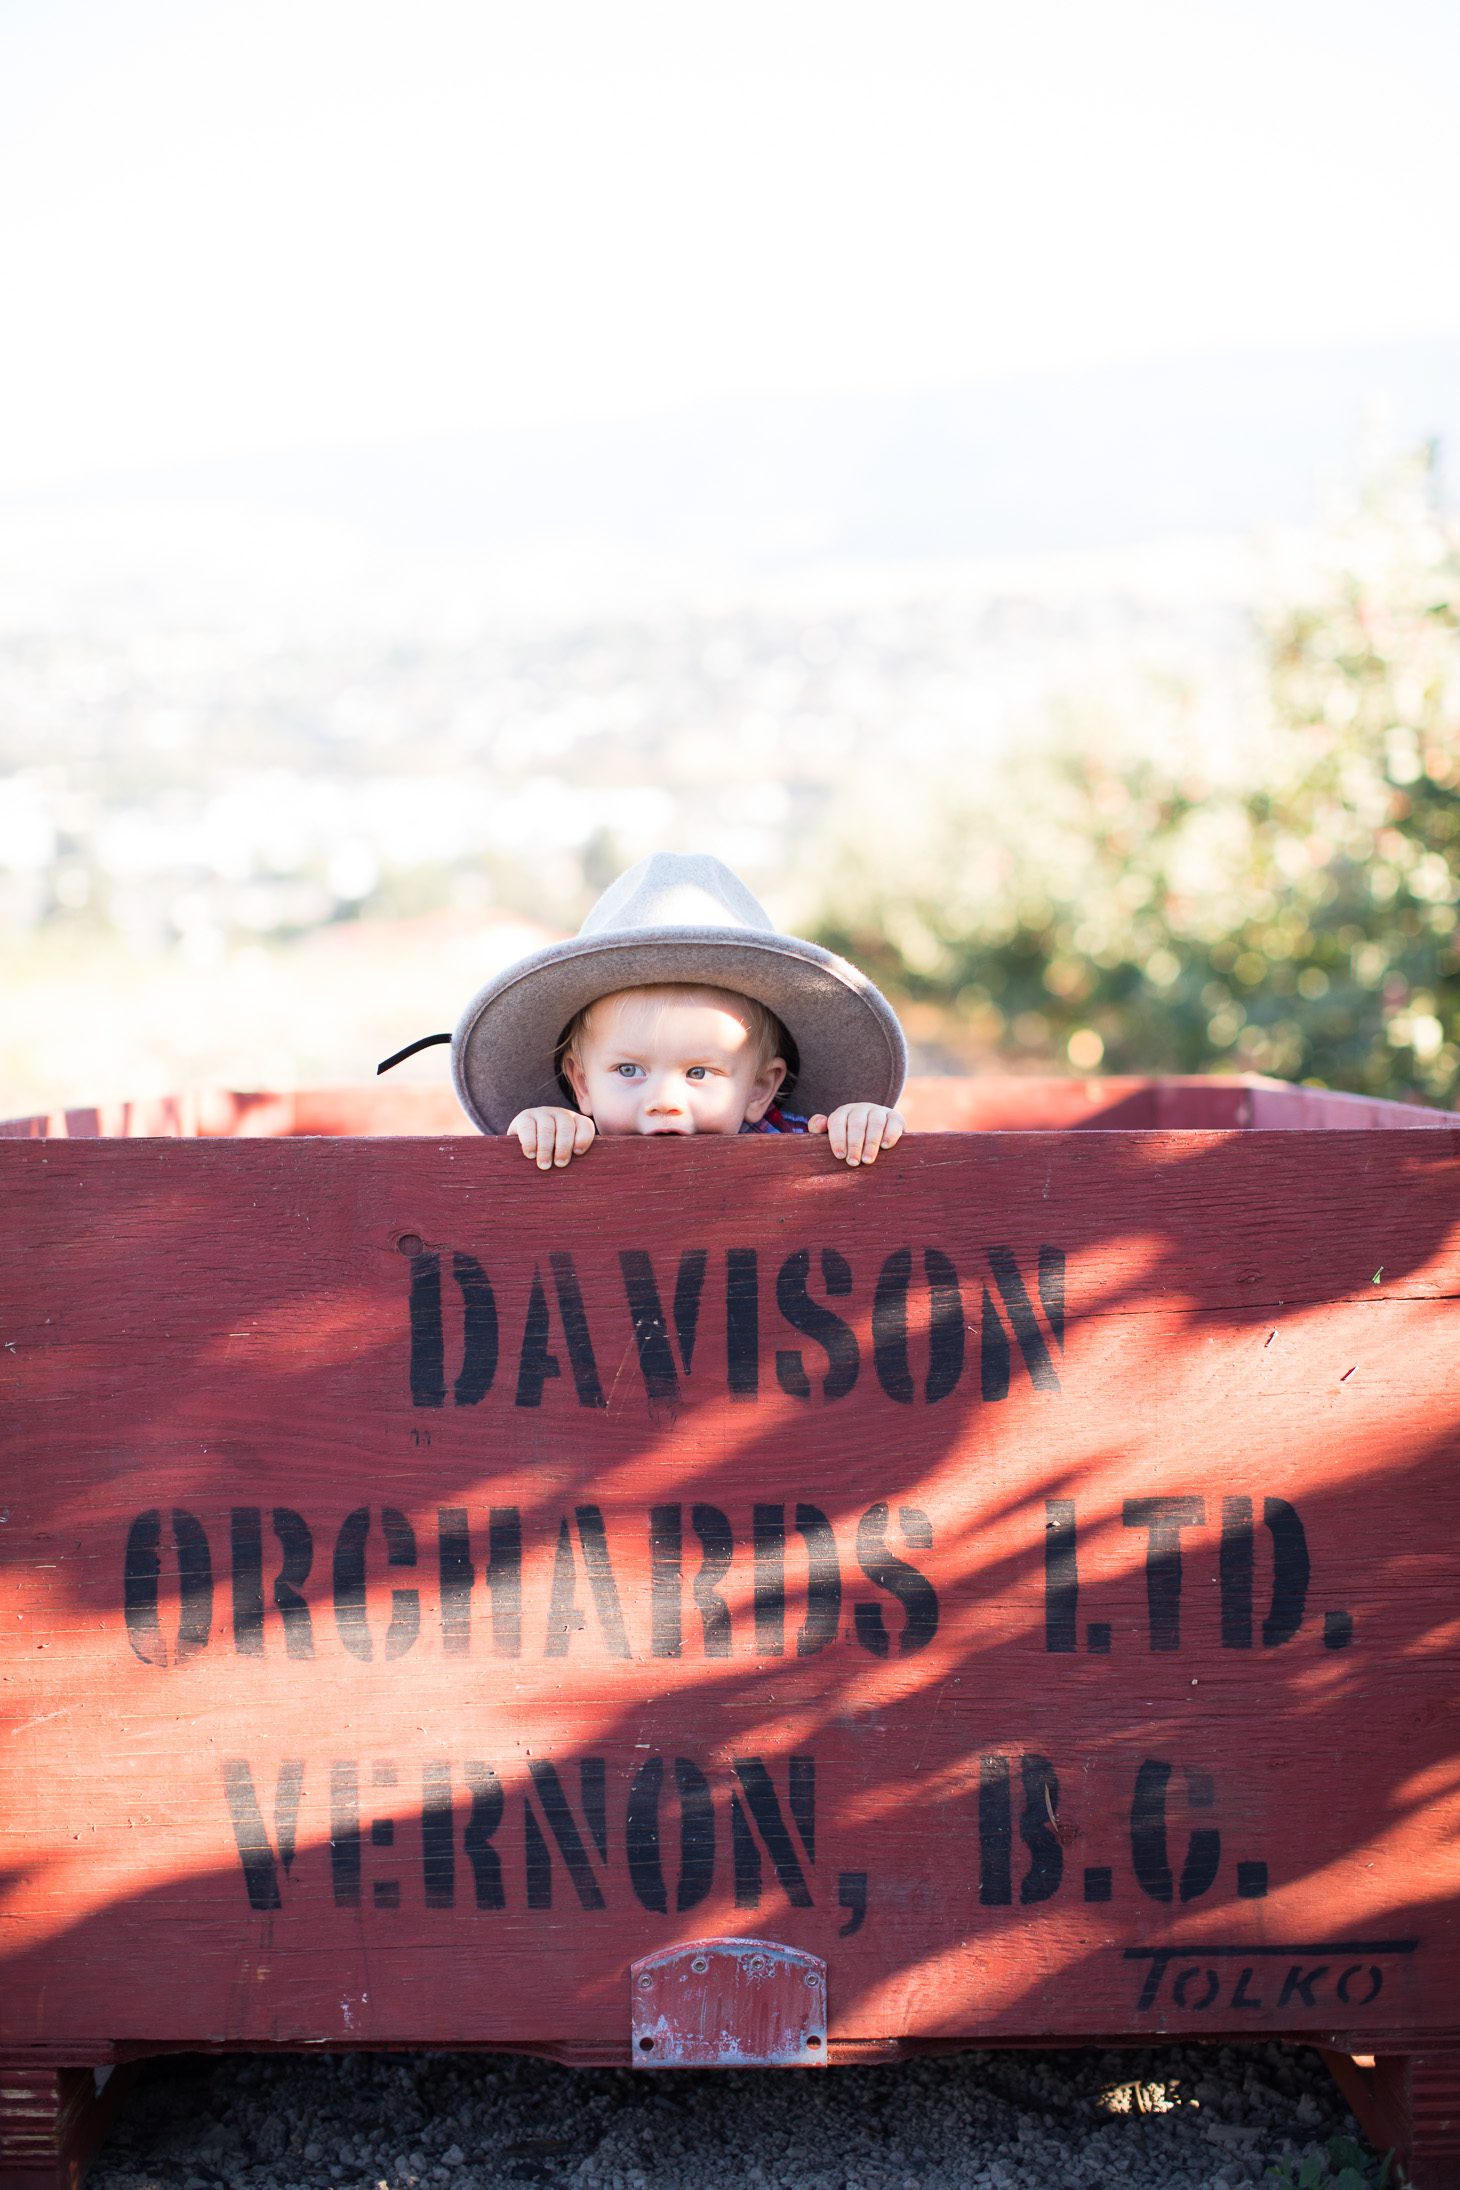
[5,1072,1453,1142]
[3,1119,1460,2071]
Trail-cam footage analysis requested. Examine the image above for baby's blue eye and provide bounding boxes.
[613,1062,642,1078]
[686,1066,707,1080]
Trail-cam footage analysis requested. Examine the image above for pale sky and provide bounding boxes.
[0,0,1457,495]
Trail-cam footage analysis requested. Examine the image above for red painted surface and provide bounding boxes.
[5,1072,1453,1142]
[3,1078,1460,2178]
[0,2063,132,2189]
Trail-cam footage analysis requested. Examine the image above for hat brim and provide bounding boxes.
[451,928,906,1134]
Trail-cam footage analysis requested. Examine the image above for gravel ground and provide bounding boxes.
[88,2041,1378,2190]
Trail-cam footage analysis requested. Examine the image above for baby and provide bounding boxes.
[509,982,904,1167]
[378,852,908,1162]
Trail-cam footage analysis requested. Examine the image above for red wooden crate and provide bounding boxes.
[3,1076,1460,2182]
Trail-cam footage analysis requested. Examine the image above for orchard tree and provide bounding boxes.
[815,450,1460,1102]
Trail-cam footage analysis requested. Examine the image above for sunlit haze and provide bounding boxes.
[2,2,1459,1118]
[2,0,1457,492]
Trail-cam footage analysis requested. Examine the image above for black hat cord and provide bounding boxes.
[376,1033,451,1076]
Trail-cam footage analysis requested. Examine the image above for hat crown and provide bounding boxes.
[579,852,776,938]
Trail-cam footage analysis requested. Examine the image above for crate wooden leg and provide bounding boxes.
[0,2064,133,2190]
[1323,2049,1460,2189]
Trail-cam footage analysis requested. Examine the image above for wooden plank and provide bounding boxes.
[3,1130,1460,2064]
[1243,1082,1460,1131]
[4,1075,1454,1142]
[0,1091,300,1143]
[1323,2050,1460,2188]
[0,2062,135,2190]
[7,1076,1142,1141]
[899,1078,1162,1130]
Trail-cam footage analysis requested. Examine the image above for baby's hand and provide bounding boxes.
[808,1103,906,1166]
[508,1106,596,1169]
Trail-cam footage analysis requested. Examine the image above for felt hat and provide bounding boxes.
[380,853,906,1135]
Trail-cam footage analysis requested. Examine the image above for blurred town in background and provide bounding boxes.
[5,437,1457,1116]
[3,5,1459,1119]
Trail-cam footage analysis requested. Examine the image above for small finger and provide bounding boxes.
[843,1105,871,1167]
[574,1115,596,1154]
[553,1113,579,1167]
[865,1108,899,1163]
[807,1114,829,1136]
[516,1116,539,1161]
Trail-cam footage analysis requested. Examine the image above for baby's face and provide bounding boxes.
[562,989,785,1137]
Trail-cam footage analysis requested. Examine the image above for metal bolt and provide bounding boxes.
[637,1974,654,1990]
[690,1956,709,1974]
[804,1970,818,1987]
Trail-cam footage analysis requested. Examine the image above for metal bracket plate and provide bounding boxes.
[630,1937,828,2067]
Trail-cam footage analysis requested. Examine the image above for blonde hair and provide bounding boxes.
[558,984,789,1091]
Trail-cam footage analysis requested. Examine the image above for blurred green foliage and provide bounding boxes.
[815,451,1460,1103]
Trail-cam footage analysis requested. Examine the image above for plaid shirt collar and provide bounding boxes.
[740,1101,809,1136]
